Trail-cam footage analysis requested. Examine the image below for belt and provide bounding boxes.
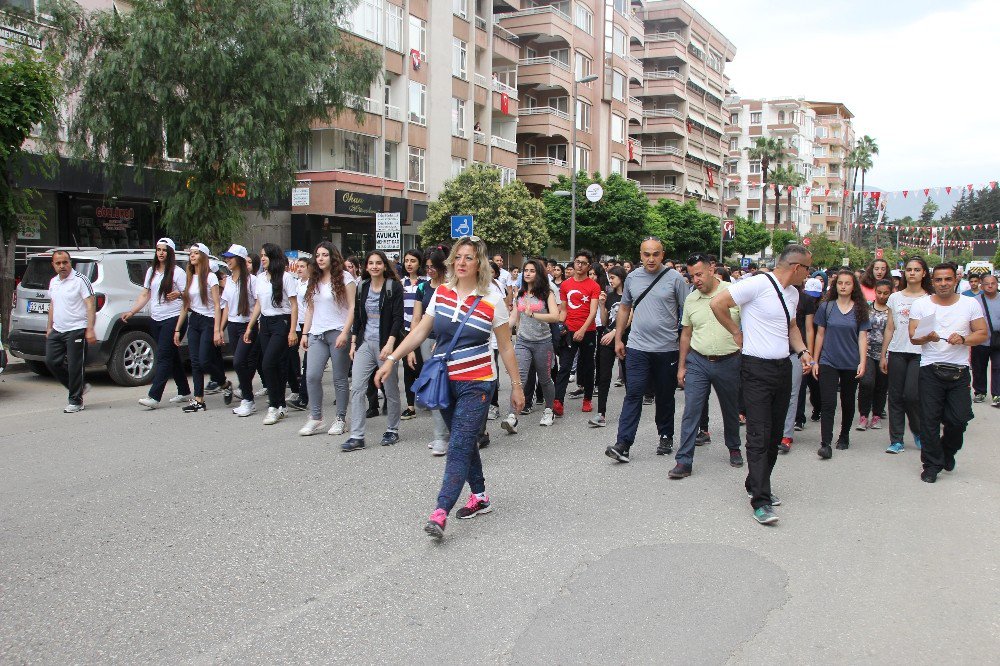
[741,354,790,365]
[692,349,739,362]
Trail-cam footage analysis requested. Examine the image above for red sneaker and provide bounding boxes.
[424,508,446,539]
[553,399,564,417]
[779,437,793,453]
[582,399,593,413]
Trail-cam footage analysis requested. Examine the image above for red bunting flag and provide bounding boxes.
[924,188,930,196]
[902,190,908,198]
[804,187,811,195]
[945,186,952,194]
[968,184,974,191]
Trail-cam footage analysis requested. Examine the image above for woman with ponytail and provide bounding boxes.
[219,244,259,416]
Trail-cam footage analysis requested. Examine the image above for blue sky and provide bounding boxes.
[695,0,1000,198]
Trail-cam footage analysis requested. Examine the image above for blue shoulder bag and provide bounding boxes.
[411,296,483,410]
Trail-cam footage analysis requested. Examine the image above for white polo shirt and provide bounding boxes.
[49,271,94,333]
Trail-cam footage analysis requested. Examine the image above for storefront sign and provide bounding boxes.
[17,213,41,240]
[375,212,401,250]
[291,187,310,207]
[0,24,42,50]
[335,190,383,217]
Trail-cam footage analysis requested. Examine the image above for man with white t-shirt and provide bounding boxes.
[45,250,97,413]
[908,262,987,483]
[711,245,814,525]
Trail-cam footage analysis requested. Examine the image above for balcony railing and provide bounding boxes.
[384,104,402,121]
[474,73,488,88]
[492,22,519,44]
[518,106,571,121]
[645,31,682,43]
[474,131,486,145]
[497,4,572,23]
[642,108,683,119]
[475,15,487,30]
[519,56,571,72]
[638,184,680,193]
[642,146,683,156]
[643,70,683,81]
[517,156,568,167]
[493,78,519,100]
[345,95,382,115]
[628,96,642,107]
[490,135,517,152]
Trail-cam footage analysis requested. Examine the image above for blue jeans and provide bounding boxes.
[436,380,493,514]
[616,348,679,447]
[676,351,741,466]
[187,312,224,398]
[149,316,189,401]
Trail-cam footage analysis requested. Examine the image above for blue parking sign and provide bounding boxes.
[740,257,751,269]
[451,215,474,239]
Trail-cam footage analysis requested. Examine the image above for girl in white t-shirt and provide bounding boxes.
[219,244,258,416]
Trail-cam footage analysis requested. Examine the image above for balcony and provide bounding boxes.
[345,95,383,116]
[640,110,685,135]
[640,146,685,171]
[495,5,573,44]
[640,70,686,96]
[724,197,740,207]
[638,183,680,193]
[516,156,570,188]
[723,123,740,134]
[490,135,517,153]
[492,23,520,63]
[767,122,799,133]
[474,131,486,145]
[517,56,573,92]
[517,106,572,138]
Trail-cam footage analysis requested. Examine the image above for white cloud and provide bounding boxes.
[693,0,1000,190]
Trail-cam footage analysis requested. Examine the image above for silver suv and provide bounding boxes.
[9,248,223,387]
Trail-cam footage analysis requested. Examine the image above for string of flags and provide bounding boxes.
[743,180,998,201]
[850,221,1000,232]
[897,236,996,248]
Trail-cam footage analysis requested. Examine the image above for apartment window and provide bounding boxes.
[549,48,569,66]
[575,100,591,132]
[813,204,824,215]
[499,167,516,187]
[316,128,378,175]
[524,144,537,158]
[611,156,625,175]
[749,160,761,174]
[814,145,827,157]
[729,112,739,125]
[452,0,467,19]
[612,70,625,101]
[612,27,627,57]
[748,185,761,198]
[547,144,568,164]
[452,39,468,80]
[611,114,626,143]
[613,0,628,14]
[408,146,426,191]
[750,111,762,125]
[549,96,569,113]
[726,161,738,175]
[524,95,537,109]
[408,15,426,60]
[345,0,382,44]
[815,126,828,139]
[385,4,403,52]
[574,4,593,34]
[575,52,592,80]
[451,157,467,178]
[452,98,466,138]
[729,137,739,151]
[575,146,590,172]
[408,81,426,125]
[384,141,399,180]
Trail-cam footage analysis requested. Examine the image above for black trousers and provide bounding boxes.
[403,342,424,407]
[887,351,921,444]
[555,330,596,401]
[818,364,858,444]
[919,365,973,474]
[595,338,616,415]
[259,314,290,408]
[857,358,888,418]
[149,316,190,401]
[45,327,87,405]
[741,355,792,510]
[971,345,1000,397]
[229,320,258,402]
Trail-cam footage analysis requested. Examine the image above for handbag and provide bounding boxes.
[411,296,483,410]
[980,294,1000,350]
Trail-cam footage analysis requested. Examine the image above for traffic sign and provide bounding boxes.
[451,215,474,239]
[740,257,751,269]
[875,248,884,260]
[803,237,811,247]
[585,183,604,203]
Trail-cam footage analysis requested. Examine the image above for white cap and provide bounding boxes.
[221,244,248,259]
[804,278,823,294]
[890,269,902,278]
[209,260,221,272]
[156,237,176,250]
[189,242,210,256]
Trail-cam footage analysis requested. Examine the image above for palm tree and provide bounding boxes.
[745,137,785,228]
[847,135,878,244]
[773,165,807,235]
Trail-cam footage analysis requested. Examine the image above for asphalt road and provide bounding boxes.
[2,367,998,664]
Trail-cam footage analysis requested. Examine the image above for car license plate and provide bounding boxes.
[27,300,50,314]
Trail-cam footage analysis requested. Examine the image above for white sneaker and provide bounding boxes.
[431,439,448,456]
[63,403,84,413]
[539,408,554,427]
[138,397,159,409]
[327,417,347,435]
[487,405,500,421]
[169,394,193,404]
[263,407,280,425]
[254,387,268,397]
[501,412,518,434]
[298,418,325,436]
[233,400,256,417]
[289,393,299,403]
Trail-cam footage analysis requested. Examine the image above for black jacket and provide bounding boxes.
[352,278,404,348]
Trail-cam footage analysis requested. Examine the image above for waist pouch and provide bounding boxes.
[931,362,966,382]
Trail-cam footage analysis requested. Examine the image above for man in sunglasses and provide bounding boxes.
[711,244,814,526]
[605,237,691,463]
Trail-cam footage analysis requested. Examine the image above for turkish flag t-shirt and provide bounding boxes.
[560,277,601,332]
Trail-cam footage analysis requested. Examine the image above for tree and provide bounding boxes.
[745,137,784,229]
[770,229,797,255]
[646,198,720,259]
[0,46,59,343]
[46,0,381,244]
[772,164,805,233]
[726,216,770,258]
[420,164,548,256]
[847,135,878,244]
[542,172,649,259]
[992,245,1000,268]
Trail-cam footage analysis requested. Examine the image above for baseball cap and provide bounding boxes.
[890,269,902,278]
[209,260,221,272]
[189,242,210,256]
[221,244,248,259]
[804,278,823,297]
[156,237,176,250]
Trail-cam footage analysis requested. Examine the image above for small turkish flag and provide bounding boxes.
[500,92,509,115]
[410,49,421,70]
[686,120,694,133]
[924,188,930,196]
[945,186,952,194]
[902,190,908,198]
[706,167,714,187]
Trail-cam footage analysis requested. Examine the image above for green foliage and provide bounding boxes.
[646,198,720,259]
[420,164,548,256]
[992,246,1000,267]
[44,0,381,245]
[726,216,770,258]
[918,198,939,224]
[770,230,797,254]
[542,172,649,259]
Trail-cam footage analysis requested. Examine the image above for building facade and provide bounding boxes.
[806,100,855,241]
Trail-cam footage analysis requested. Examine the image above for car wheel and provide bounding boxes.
[108,330,156,386]
[25,359,51,376]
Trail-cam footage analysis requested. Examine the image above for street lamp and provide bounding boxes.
[570,74,599,259]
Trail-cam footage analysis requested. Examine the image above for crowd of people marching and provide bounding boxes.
[42,235,999,535]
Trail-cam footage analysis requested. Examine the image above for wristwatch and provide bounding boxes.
[387,354,398,363]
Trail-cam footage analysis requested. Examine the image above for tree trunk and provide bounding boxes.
[774,182,780,229]
[0,229,14,346]
[859,169,867,246]
[760,158,768,229]
[787,189,794,234]
[850,164,859,244]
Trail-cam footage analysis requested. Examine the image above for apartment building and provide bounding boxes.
[806,101,855,241]
[627,0,736,215]
[292,0,523,255]
[722,97,816,235]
